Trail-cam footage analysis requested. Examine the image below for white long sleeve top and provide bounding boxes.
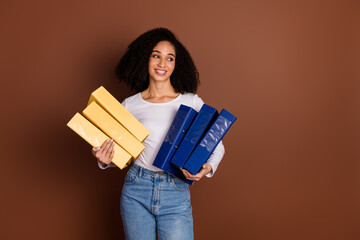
[98,92,225,177]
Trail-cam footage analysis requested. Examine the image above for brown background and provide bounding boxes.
[0,0,359,239]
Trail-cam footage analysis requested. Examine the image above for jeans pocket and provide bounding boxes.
[124,170,138,185]
[170,177,189,191]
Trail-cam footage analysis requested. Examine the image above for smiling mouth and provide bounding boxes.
[155,69,167,75]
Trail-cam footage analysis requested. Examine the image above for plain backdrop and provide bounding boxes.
[0,0,359,239]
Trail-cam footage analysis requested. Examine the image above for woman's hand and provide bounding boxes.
[92,139,115,166]
[180,163,212,182]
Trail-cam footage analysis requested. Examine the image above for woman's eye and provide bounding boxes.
[168,58,174,61]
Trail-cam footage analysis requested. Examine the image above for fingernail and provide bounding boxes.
[95,147,100,150]
[106,139,109,142]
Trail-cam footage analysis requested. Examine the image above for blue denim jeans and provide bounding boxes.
[120,164,194,240]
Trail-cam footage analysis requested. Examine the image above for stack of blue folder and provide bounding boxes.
[153,104,237,184]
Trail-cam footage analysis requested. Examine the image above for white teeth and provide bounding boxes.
[156,70,166,74]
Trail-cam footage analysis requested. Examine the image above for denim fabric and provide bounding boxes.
[120,164,194,240]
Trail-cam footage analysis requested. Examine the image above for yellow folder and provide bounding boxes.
[88,86,150,142]
[83,102,145,159]
[67,113,132,169]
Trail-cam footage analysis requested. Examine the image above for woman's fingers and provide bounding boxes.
[108,147,115,161]
[105,140,115,158]
[92,139,115,164]
[193,169,206,181]
[181,168,197,181]
[100,139,110,154]
[92,147,100,156]
[181,168,189,178]
[99,139,111,154]
[181,164,211,182]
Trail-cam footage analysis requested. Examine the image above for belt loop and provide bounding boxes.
[167,173,171,182]
[139,167,143,178]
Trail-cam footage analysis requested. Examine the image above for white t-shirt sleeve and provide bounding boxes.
[97,160,116,169]
[121,98,127,107]
[205,140,225,177]
[193,94,204,112]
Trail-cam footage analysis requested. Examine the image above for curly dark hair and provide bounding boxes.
[115,28,200,93]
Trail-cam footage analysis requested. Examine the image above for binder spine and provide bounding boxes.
[152,105,197,184]
[82,102,145,159]
[183,109,237,175]
[171,104,218,168]
[89,86,150,142]
[67,113,132,169]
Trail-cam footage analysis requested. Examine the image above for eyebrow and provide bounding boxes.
[152,50,176,57]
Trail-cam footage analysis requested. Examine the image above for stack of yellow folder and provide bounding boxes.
[67,86,150,169]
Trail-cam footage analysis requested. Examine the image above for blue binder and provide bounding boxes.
[171,104,218,169]
[152,105,198,184]
[183,109,237,175]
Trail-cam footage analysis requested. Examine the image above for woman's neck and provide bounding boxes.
[141,81,180,103]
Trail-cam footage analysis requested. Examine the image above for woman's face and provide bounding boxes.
[148,41,176,84]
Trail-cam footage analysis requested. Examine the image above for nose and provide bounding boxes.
[157,57,165,68]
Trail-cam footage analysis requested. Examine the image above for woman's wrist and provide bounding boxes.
[204,163,212,175]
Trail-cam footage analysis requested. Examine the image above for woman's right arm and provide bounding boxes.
[92,139,117,169]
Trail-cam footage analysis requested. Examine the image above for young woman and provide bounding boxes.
[92,28,225,240]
